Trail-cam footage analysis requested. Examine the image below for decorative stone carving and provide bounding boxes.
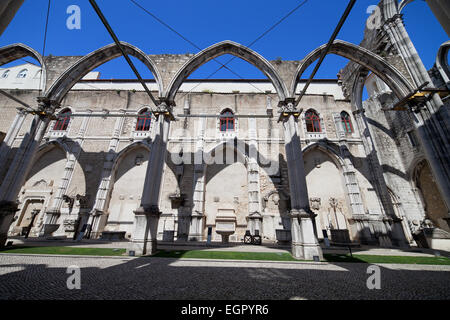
[32,179,48,188]
[168,188,186,208]
[75,194,89,208]
[310,197,321,210]
[63,218,78,232]
[135,154,144,166]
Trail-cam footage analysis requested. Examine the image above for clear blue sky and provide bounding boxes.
[1,0,447,81]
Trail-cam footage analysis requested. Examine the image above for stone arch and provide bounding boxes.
[111,141,151,181]
[302,142,353,239]
[36,140,71,160]
[103,142,151,238]
[302,142,345,170]
[203,142,250,242]
[44,42,164,104]
[290,40,413,99]
[204,140,249,168]
[164,40,289,102]
[412,159,450,232]
[398,0,415,13]
[436,40,450,86]
[0,43,47,91]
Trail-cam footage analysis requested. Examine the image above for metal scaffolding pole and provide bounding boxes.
[89,0,159,106]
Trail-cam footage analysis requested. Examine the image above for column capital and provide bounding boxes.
[153,100,175,121]
[36,97,61,119]
[45,208,60,216]
[289,208,316,219]
[134,205,161,217]
[278,98,302,121]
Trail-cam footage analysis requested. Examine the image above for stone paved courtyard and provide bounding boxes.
[0,253,449,300]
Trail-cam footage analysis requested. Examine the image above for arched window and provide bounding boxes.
[219,109,235,132]
[136,109,152,131]
[53,109,71,131]
[2,70,10,78]
[305,110,321,132]
[340,111,353,133]
[17,69,28,78]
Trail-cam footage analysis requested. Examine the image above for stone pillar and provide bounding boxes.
[383,14,450,212]
[280,101,322,260]
[247,117,262,235]
[89,109,126,238]
[188,117,205,241]
[42,110,92,236]
[332,113,365,216]
[189,164,205,241]
[129,103,172,255]
[0,97,59,247]
[0,107,27,180]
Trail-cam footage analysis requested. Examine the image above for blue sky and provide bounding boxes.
[0,0,447,80]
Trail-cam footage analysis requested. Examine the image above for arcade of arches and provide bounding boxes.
[1,0,450,257]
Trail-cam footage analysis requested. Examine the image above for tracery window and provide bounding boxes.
[17,69,28,78]
[340,111,353,133]
[219,109,235,132]
[53,109,71,131]
[136,109,152,131]
[305,109,321,132]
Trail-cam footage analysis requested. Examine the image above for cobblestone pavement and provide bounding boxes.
[0,254,449,300]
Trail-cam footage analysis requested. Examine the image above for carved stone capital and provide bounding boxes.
[153,100,175,120]
[278,98,302,120]
[289,208,315,219]
[134,205,161,217]
[36,97,61,118]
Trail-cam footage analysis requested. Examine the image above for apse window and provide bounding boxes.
[305,109,321,132]
[219,109,235,132]
[136,109,152,131]
[340,111,353,133]
[17,69,28,78]
[53,109,71,131]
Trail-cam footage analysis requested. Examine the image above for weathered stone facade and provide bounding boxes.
[0,0,449,256]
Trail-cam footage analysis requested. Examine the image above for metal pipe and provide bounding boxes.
[294,0,356,107]
[89,0,159,106]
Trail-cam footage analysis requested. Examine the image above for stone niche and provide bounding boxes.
[215,209,236,243]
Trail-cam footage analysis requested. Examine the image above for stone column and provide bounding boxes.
[189,164,205,241]
[41,110,92,236]
[383,14,450,211]
[89,109,126,238]
[332,113,365,216]
[129,103,172,255]
[0,97,59,247]
[189,118,206,241]
[247,117,262,234]
[280,100,322,260]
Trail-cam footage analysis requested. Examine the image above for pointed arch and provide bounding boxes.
[45,42,163,104]
[436,40,450,86]
[164,40,289,102]
[111,141,151,175]
[204,140,249,166]
[302,142,345,169]
[290,40,413,99]
[0,43,47,91]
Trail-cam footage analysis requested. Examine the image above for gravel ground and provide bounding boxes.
[0,254,449,300]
